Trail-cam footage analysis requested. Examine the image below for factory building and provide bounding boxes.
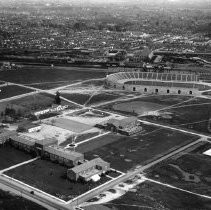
[67,157,110,182]
[43,145,84,167]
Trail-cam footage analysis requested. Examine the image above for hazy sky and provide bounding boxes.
[0,0,210,5]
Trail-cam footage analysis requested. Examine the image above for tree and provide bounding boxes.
[55,91,61,105]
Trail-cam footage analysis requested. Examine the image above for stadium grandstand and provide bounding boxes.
[106,72,210,96]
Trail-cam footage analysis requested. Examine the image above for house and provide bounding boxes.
[67,157,110,182]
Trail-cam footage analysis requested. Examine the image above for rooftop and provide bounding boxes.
[70,157,109,174]
[44,145,84,161]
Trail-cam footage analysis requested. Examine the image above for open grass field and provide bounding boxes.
[0,189,47,210]
[5,159,111,201]
[99,95,191,116]
[103,181,211,210]
[62,92,121,106]
[141,97,211,134]
[0,144,34,170]
[0,66,106,86]
[147,142,211,197]
[0,85,34,100]
[84,126,198,172]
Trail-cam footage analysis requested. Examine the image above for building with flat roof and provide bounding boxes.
[67,157,110,182]
[10,135,35,152]
[18,123,41,133]
[35,138,58,150]
[43,145,84,167]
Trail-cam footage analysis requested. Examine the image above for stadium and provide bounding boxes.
[106,71,210,96]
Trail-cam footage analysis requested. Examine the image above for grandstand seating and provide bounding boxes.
[107,72,199,84]
[106,71,209,93]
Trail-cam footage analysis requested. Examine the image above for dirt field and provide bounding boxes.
[147,142,211,197]
[84,127,198,172]
[0,144,34,170]
[104,181,211,210]
[0,85,34,100]
[5,159,111,201]
[99,95,191,116]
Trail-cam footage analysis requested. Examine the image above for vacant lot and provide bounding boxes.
[0,144,34,170]
[0,67,105,85]
[147,143,211,196]
[84,127,198,172]
[0,189,47,210]
[0,85,33,100]
[104,181,211,210]
[142,97,211,134]
[5,159,111,201]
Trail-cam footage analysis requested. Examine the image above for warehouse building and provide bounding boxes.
[43,145,84,167]
[67,157,110,182]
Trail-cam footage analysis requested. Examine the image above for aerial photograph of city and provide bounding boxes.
[0,0,211,209]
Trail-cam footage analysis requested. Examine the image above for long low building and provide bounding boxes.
[10,135,35,152]
[67,157,110,182]
[43,145,84,167]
